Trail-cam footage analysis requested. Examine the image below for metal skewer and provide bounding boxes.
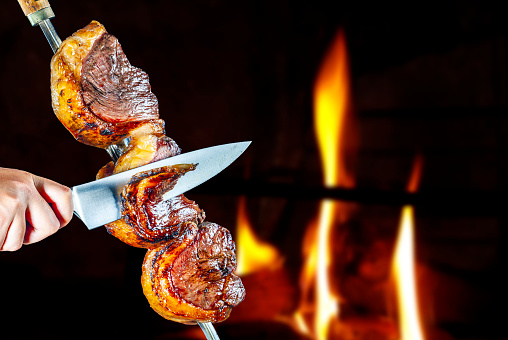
[199,322,221,340]
[17,1,221,339]
[38,17,62,53]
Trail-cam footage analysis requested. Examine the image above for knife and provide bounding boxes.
[72,141,251,230]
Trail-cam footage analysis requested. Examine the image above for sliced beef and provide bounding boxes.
[108,165,206,248]
[171,222,245,311]
[81,33,159,123]
[142,222,245,324]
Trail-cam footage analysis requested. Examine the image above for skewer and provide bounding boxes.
[199,322,221,340]
[16,1,222,339]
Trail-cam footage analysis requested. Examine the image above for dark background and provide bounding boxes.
[0,0,506,339]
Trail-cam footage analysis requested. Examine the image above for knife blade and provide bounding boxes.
[72,141,251,230]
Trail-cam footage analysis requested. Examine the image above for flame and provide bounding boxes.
[295,29,353,340]
[314,29,354,189]
[392,156,425,340]
[293,311,312,336]
[236,196,282,276]
[393,206,424,340]
[314,199,340,340]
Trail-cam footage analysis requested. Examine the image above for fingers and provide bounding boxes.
[22,175,73,245]
[0,209,27,252]
[23,190,61,245]
[32,175,73,228]
[0,168,73,250]
[0,201,14,250]
[0,190,27,251]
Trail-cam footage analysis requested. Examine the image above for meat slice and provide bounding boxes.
[104,165,205,249]
[50,21,163,148]
[81,32,159,123]
[142,222,245,324]
[171,222,245,311]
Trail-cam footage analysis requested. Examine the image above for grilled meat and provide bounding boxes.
[50,21,164,149]
[142,222,245,324]
[105,165,206,249]
[51,21,245,324]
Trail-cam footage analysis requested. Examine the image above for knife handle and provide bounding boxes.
[17,0,55,26]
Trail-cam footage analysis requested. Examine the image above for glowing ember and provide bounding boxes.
[392,156,425,340]
[296,28,354,340]
[236,196,282,276]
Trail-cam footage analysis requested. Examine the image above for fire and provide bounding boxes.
[236,196,282,276]
[314,29,354,189]
[296,29,354,340]
[392,156,425,340]
[313,199,340,340]
[393,206,424,340]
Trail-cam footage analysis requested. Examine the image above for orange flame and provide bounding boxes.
[392,156,425,340]
[314,29,354,189]
[236,196,282,276]
[295,29,354,340]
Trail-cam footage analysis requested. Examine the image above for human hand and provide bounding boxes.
[0,168,73,251]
